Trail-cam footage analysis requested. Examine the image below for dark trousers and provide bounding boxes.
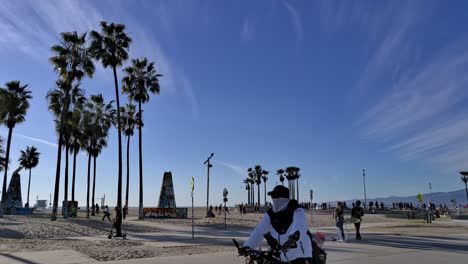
[354,222,361,239]
[102,212,111,222]
[115,221,122,236]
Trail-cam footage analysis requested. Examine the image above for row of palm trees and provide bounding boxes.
[243,166,301,208]
[0,21,161,220]
[46,21,161,221]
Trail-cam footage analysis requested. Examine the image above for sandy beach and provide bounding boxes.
[2,207,467,262]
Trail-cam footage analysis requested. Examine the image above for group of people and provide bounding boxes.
[238,203,247,215]
[333,200,365,242]
[208,204,230,216]
[392,202,413,210]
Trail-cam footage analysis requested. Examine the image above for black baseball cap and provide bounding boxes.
[268,185,290,199]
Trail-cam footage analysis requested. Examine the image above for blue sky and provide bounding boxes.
[1,0,467,207]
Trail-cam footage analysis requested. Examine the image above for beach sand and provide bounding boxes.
[1,207,464,262]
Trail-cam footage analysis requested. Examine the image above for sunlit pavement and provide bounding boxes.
[1,232,467,264]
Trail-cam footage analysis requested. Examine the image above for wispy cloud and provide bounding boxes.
[0,0,198,118]
[13,133,57,148]
[241,18,254,42]
[282,0,303,41]
[355,2,468,171]
[0,0,102,60]
[217,161,246,178]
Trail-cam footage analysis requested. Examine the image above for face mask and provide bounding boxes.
[272,198,289,213]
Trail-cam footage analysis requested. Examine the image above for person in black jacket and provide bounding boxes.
[351,200,364,240]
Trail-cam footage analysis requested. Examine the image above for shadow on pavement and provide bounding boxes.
[355,234,468,254]
[0,253,40,264]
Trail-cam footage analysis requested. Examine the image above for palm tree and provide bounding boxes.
[0,81,32,214]
[285,167,295,199]
[276,169,285,186]
[252,165,268,210]
[69,108,84,202]
[49,31,94,220]
[89,95,114,216]
[243,178,250,204]
[294,167,301,201]
[90,21,132,211]
[460,173,468,204]
[120,103,137,214]
[122,57,162,219]
[18,146,40,208]
[47,81,86,218]
[247,168,254,206]
[262,174,268,207]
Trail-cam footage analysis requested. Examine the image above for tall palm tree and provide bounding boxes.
[0,81,32,215]
[122,57,161,219]
[69,108,84,202]
[285,167,295,199]
[461,174,468,204]
[47,81,86,218]
[63,86,86,209]
[276,169,285,186]
[88,95,114,216]
[49,31,94,220]
[247,168,254,206]
[262,174,268,207]
[294,167,301,201]
[120,103,137,214]
[243,178,250,204]
[18,146,40,208]
[252,165,268,210]
[90,21,132,211]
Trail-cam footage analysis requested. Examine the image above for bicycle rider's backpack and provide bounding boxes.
[307,230,327,264]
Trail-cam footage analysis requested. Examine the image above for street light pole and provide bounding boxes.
[363,169,367,211]
[204,153,214,216]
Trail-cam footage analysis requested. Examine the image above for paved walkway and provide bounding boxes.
[1,220,467,264]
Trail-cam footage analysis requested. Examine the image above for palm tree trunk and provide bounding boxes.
[465,180,468,204]
[92,155,96,216]
[51,135,63,220]
[112,65,123,211]
[251,183,254,206]
[71,149,77,202]
[26,169,32,208]
[138,100,144,220]
[125,135,130,214]
[1,127,13,212]
[257,183,260,210]
[264,181,267,207]
[86,152,91,218]
[51,93,70,221]
[63,143,69,214]
[296,178,299,201]
[247,187,250,204]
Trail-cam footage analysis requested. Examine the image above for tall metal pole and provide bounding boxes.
[204,153,214,216]
[363,169,367,210]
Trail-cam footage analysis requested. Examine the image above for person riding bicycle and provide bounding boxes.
[243,185,312,263]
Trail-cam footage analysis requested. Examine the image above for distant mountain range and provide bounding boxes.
[330,189,467,207]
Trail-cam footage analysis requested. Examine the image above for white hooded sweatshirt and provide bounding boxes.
[243,206,312,262]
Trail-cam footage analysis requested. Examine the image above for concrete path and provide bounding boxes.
[2,221,467,264]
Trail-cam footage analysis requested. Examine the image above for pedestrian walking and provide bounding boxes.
[351,200,364,240]
[333,201,347,242]
[102,205,111,222]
